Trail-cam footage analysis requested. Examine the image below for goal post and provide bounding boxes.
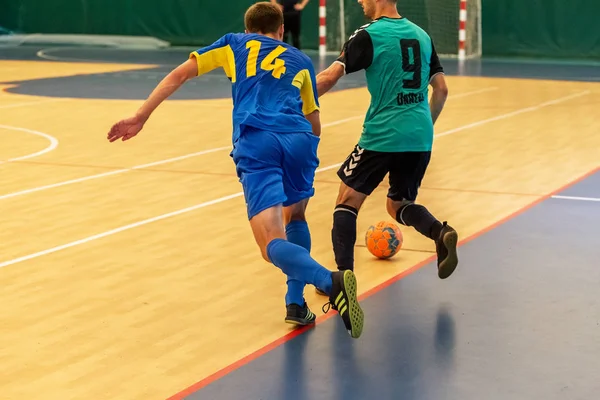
[319,0,327,56]
[459,0,482,60]
[320,0,482,59]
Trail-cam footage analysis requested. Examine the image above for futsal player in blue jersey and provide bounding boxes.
[106,2,364,338]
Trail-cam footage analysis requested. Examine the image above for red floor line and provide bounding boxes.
[166,165,599,400]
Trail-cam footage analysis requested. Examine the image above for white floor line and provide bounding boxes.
[322,87,498,128]
[0,192,245,269]
[36,47,117,63]
[0,124,59,164]
[437,91,590,138]
[0,99,68,110]
[0,86,497,201]
[551,195,600,202]
[445,86,498,99]
[0,146,231,201]
[0,89,589,269]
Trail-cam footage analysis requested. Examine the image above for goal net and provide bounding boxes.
[321,0,482,59]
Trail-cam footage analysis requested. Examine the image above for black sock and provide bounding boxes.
[332,204,358,271]
[396,203,442,240]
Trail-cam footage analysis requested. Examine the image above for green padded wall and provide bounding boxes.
[1,0,599,59]
[482,0,600,59]
[0,0,319,48]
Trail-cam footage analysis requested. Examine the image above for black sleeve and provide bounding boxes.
[336,29,374,74]
[429,40,444,79]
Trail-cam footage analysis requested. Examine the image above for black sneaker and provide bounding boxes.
[435,222,459,279]
[322,270,364,338]
[285,302,316,326]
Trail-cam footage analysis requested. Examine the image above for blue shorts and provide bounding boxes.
[231,127,320,220]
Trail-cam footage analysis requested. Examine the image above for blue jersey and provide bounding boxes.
[189,33,320,144]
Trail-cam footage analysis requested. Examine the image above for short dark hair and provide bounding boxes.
[244,2,284,34]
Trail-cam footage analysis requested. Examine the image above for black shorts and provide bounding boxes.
[337,144,431,202]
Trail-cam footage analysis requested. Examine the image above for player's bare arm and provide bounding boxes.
[429,73,448,125]
[305,110,321,137]
[294,0,310,11]
[317,26,372,97]
[269,0,284,11]
[316,62,345,97]
[107,58,198,142]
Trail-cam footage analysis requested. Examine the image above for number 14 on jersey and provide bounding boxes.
[246,40,287,79]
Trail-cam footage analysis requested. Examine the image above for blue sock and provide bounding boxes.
[285,221,312,306]
[286,220,311,251]
[267,239,332,295]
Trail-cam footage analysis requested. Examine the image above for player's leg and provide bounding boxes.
[279,132,364,336]
[283,198,311,253]
[386,151,459,279]
[248,205,330,290]
[249,202,364,337]
[235,130,364,337]
[279,131,319,323]
[330,181,367,276]
[290,12,301,49]
[313,145,389,297]
[331,145,390,274]
[282,12,292,45]
[235,134,331,311]
[282,198,314,325]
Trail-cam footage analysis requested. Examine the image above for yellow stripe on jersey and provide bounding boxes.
[292,69,320,115]
[189,46,237,83]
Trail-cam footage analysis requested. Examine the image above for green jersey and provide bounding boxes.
[336,17,444,152]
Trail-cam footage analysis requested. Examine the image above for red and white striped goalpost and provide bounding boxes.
[319,0,327,56]
[458,0,468,60]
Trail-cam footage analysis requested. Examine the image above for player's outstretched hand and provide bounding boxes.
[107,115,146,142]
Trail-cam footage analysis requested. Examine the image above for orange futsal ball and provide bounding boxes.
[365,221,403,259]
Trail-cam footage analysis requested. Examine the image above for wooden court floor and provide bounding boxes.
[1,58,600,399]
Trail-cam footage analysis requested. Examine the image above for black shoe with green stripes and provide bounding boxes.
[285,302,316,326]
[323,270,364,338]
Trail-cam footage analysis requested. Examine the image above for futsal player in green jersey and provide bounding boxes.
[316,0,459,285]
